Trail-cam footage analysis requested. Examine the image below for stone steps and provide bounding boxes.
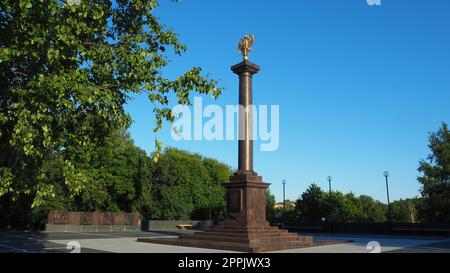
[138,235,342,252]
[207,225,280,230]
[180,234,252,244]
[138,237,255,252]
[178,237,314,252]
[191,231,292,238]
[180,232,299,244]
[144,238,312,253]
[204,226,287,234]
[137,223,318,252]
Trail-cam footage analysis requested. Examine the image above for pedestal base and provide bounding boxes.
[138,224,314,253]
[138,174,321,252]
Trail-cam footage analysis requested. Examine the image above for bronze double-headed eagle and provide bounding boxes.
[238,34,254,61]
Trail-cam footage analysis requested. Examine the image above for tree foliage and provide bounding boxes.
[1,129,156,228]
[418,122,450,223]
[1,130,232,229]
[0,0,221,219]
[294,184,387,223]
[265,189,276,223]
[149,148,231,220]
[358,195,387,223]
[390,198,421,223]
[295,184,324,222]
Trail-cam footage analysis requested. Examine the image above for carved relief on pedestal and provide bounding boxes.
[227,189,243,219]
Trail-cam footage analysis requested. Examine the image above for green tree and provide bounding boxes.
[283,199,297,224]
[358,195,387,222]
[0,0,221,228]
[20,129,155,229]
[417,123,450,223]
[198,157,231,220]
[81,129,154,213]
[296,184,325,222]
[321,192,364,223]
[390,198,421,223]
[150,148,231,220]
[265,189,276,223]
[295,184,388,223]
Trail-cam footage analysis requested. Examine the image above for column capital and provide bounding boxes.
[231,60,260,75]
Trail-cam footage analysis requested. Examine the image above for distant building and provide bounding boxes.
[274,201,296,209]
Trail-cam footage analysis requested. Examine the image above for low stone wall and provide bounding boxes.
[285,222,450,236]
[142,220,212,231]
[46,211,140,232]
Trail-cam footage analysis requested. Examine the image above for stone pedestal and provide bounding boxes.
[145,176,314,252]
[224,174,269,227]
[139,173,315,252]
[139,225,314,253]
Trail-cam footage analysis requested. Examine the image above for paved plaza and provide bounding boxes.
[0,231,449,253]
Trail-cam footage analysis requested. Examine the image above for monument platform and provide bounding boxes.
[137,171,334,253]
[138,224,335,253]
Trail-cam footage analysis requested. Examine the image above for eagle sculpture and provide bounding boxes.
[238,34,254,61]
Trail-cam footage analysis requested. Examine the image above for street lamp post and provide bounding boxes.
[383,171,391,222]
[327,176,332,195]
[326,176,332,231]
[282,179,286,229]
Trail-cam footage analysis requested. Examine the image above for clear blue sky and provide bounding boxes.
[124,0,450,203]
